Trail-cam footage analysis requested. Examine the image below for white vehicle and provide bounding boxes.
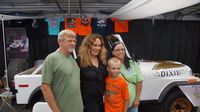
[13,35,200,112]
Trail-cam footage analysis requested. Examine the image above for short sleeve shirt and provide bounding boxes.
[104,75,129,112]
[121,60,144,107]
[42,52,83,112]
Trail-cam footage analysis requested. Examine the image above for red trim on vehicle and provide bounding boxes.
[18,84,29,87]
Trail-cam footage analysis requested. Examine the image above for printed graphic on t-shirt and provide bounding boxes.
[67,18,76,28]
[81,18,90,26]
[50,18,58,27]
[92,18,114,36]
[105,83,120,103]
[97,18,107,28]
[64,18,78,33]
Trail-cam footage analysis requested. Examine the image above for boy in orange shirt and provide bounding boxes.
[104,57,130,112]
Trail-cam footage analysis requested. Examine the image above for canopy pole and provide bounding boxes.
[1,15,9,90]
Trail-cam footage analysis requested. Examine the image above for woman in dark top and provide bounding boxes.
[77,33,108,112]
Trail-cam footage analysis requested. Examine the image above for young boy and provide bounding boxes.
[104,57,130,112]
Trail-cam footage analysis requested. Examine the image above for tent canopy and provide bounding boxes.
[0,0,200,20]
[109,0,200,20]
[0,14,33,21]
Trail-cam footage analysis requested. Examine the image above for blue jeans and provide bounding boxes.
[127,107,138,112]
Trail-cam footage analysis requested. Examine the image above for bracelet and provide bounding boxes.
[136,97,140,99]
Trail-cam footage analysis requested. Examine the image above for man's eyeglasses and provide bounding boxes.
[113,48,125,52]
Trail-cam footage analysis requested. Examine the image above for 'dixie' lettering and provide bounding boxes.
[153,69,185,78]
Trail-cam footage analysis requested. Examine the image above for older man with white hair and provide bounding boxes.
[41,29,83,112]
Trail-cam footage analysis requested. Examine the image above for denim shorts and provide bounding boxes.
[127,106,138,112]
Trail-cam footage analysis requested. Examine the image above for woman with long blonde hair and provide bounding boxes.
[77,33,107,112]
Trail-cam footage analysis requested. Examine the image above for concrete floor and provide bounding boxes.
[1,100,200,112]
[0,98,30,112]
[0,96,200,112]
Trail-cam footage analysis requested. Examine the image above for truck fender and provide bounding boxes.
[158,81,200,103]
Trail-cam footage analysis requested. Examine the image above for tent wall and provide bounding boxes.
[122,19,200,73]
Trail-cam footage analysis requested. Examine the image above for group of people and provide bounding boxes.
[41,29,144,112]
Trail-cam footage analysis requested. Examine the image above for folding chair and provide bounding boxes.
[0,90,15,112]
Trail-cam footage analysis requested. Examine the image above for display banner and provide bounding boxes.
[5,27,29,59]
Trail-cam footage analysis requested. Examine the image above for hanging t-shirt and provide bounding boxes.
[77,17,92,36]
[45,17,64,36]
[91,18,114,37]
[64,18,78,34]
[24,19,46,39]
[111,18,129,33]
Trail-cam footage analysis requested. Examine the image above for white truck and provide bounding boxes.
[13,35,200,112]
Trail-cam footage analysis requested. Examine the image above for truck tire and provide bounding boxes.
[27,90,45,109]
[161,90,198,112]
[8,59,29,92]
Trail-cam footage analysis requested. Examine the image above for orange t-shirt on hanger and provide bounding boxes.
[112,18,129,33]
[77,17,92,36]
[64,18,78,34]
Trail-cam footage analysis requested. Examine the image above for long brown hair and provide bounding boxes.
[78,33,107,67]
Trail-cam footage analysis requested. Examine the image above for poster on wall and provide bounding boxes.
[5,27,29,59]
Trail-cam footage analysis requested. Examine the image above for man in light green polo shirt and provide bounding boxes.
[41,29,83,112]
